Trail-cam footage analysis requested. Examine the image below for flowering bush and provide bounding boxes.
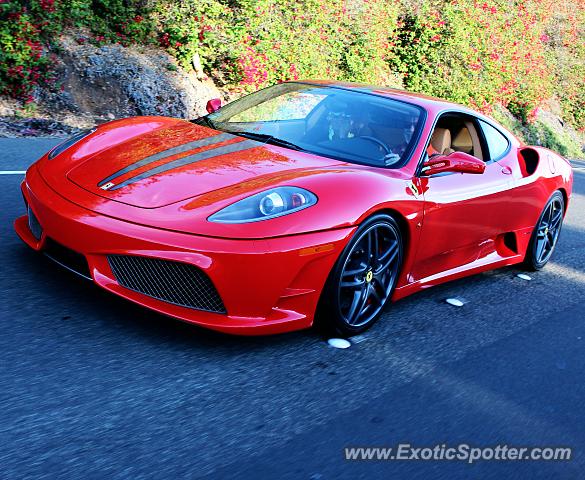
[544,0,585,131]
[1,0,584,133]
[0,1,57,101]
[0,0,152,101]
[153,0,234,76]
[388,0,555,122]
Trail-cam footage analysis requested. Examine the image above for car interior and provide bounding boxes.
[428,115,484,161]
[292,94,424,167]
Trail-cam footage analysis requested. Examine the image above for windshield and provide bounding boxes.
[204,83,424,168]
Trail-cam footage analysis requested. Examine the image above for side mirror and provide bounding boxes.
[421,151,486,176]
[206,98,222,114]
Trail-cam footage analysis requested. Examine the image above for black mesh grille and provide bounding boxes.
[107,255,226,314]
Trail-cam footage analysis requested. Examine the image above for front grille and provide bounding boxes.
[107,255,226,314]
[44,238,92,280]
[28,207,42,240]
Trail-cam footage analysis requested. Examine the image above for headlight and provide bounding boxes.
[48,128,95,159]
[208,186,318,223]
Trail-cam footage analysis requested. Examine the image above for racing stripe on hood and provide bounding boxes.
[97,132,235,188]
[108,139,262,191]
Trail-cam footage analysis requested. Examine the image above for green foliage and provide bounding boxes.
[0,0,152,100]
[152,0,400,91]
[545,3,585,131]
[523,122,584,158]
[0,0,583,146]
[153,0,234,73]
[389,0,554,121]
[492,107,584,158]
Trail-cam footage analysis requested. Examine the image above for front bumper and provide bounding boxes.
[15,164,355,335]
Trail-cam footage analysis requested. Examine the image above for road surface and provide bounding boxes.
[1,138,584,479]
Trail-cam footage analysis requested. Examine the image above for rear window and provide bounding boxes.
[479,120,510,160]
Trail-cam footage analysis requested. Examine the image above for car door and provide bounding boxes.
[411,113,514,283]
[477,119,537,233]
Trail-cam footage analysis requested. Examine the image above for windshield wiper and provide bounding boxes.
[228,131,305,152]
[192,116,216,130]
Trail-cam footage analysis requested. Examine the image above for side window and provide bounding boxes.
[479,120,509,160]
[428,114,484,161]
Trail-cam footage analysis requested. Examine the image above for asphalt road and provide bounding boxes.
[1,138,584,479]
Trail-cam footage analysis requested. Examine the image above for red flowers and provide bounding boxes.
[237,46,269,89]
[39,0,55,12]
[199,24,212,42]
[159,32,170,48]
[480,2,497,14]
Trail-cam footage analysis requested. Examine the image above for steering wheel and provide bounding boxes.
[357,136,392,155]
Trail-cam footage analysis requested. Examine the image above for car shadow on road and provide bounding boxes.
[9,242,316,353]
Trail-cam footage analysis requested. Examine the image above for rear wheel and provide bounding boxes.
[524,191,564,271]
[318,214,403,337]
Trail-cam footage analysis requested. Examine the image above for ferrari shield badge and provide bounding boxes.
[408,180,419,197]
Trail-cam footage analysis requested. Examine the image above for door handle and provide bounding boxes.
[501,166,512,175]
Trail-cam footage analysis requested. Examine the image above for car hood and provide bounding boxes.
[44,117,341,209]
[37,117,416,239]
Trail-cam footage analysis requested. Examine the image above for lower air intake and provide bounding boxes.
[107,255,226,314]
[28,207,42,240]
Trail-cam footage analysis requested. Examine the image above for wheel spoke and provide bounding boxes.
[547,231,556,248]
[365,230,377,262]
[550,210,562,230]
[533,198,563,265]
[369,280,384,304]
[347,286,369,325]
[341,277,366,289]
[342,262,368,278]
[338,222,401,328]
[374,241,398,275]
[535,237,547,262]
[546,202,555,224]
[356,285,371,320]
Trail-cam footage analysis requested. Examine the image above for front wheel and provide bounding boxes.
[318,214,403,337]
[524,191,564,271]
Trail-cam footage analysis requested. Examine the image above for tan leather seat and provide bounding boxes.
[452,127,473,154]
[452,122,483,160]
[430,128,454,155]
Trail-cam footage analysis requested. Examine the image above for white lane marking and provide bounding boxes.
[0,171,26,175]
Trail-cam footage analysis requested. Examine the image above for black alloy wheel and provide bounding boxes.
[319,214,403,336]
[525,191,564,270]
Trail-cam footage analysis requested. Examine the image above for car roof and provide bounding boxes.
[298,80,476,114]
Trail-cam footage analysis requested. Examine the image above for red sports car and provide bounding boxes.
[15,81,573,336]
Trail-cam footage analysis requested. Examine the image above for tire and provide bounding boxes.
[317,214,403,337]
[523,191,564,271]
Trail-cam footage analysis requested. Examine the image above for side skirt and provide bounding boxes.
[391,251,524,301]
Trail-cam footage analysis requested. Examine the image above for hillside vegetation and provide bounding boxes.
[1,0,583,155]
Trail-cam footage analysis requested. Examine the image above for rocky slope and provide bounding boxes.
[0,36,221,137]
